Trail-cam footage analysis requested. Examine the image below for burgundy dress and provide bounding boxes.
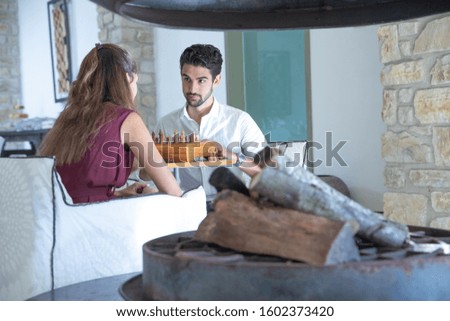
[57,107,135,204]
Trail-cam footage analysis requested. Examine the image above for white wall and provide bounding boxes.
[310,25,385,211]
[154,28,227,119]
[67,0,99,76]
[18,0,98,118]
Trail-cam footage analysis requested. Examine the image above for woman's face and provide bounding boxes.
[128,73,138,100]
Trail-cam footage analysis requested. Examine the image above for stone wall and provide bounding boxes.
[378,13,450,229]
[96,6,157,129]
[0,0,21,112]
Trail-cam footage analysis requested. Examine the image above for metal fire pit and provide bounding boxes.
[92,0,450,30]
[120,226,450,301]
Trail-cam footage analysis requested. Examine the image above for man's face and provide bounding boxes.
[181,64,220,108]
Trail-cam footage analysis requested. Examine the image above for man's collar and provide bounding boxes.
[182,104,191,120]
[182,98,219,120]
[207,98,219,118]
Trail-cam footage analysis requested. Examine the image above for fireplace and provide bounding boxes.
[91,0,450,301]
[120,227,450,300]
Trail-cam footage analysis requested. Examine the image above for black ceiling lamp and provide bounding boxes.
[90,0,450,30]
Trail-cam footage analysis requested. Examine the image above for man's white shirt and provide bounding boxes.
[155,99,266,199]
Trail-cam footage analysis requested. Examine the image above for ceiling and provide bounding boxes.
[90,0,450,30]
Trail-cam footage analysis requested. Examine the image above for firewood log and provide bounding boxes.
[195,190,360,266]
[209,167,250,196]
[255,147,351,197]
[249,166,409,247]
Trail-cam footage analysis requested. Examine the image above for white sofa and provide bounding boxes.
[0,156,207,300]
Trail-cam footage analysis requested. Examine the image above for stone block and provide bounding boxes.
[137,30,153,44]
[137,74,152,86]
[399,88,414,104]
[384,166,405,189]
[98,29,107,42]
[125,46,141,60]
[0,94,10,105]
[432,127,450,166]
[0,22,8,34]
[430,217,450,230]
[382,131,433,163]
[398,21,419,37]
[381,90,397,125]
[409,126,432,136]
[414,88,450,124]
[381,60,424,86]
[431,56,450,85]
[141,95,156,109]
[399,40,412,57]
[410,170,450,188]
[414,16,450,54]
[383,192,428,226]
[377,25,401,64]
[121,28,138,42]
[141,45,154,59]
[103,12,113,25]
[0,67,9,77]
[431,192,450,213]
[110,29,122,43]
[139,60,154,73]
[398,106,416,125]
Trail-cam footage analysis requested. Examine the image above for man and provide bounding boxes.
[154,44,266,199]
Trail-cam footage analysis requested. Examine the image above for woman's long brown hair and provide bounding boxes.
[39,43,137,165]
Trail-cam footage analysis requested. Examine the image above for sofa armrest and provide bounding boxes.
[0,157,55,300]
[52,171,207,288]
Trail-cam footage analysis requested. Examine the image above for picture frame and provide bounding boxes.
[47,0,72,102]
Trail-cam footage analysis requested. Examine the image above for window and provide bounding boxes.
[226,30,311,142]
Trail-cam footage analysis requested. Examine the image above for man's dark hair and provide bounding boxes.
[180,44,223,79]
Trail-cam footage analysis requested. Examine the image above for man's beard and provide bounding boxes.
[185,87,213,108]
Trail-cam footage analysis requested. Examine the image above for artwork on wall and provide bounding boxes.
[47,0,72,102]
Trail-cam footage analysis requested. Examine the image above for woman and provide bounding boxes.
[40,43,182,203]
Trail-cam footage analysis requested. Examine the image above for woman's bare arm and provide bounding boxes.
[121,112,182,197]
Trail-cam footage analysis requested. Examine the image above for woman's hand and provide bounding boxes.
[114,182,158,198]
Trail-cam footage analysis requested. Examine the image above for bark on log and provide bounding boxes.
[249,166,409,247]
[195,190,360,266]
[209,167,250,196]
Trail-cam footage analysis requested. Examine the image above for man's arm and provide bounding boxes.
[234,112,267,177]
[236,154,262,177]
